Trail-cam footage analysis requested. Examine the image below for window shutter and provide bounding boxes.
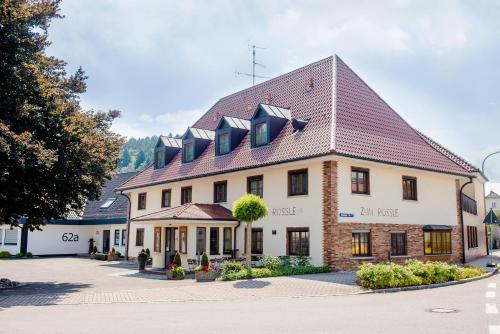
[4,229,18,245]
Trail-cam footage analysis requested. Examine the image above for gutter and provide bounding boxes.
[120,190,132,261]
[459,177,474,264]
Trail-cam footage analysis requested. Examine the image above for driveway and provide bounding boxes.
[0,257,362,307]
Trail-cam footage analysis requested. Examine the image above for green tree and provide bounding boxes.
[119,148,131,169]
[134,150,146,170]
[232,194,268,268]
[0,0,123,230]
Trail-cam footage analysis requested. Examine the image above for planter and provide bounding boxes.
[107,254,118,261]
[166,269,184,280]
[137,255,147,271]
[195,270,217,282]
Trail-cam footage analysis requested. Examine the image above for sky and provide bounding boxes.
[46,0,500,192]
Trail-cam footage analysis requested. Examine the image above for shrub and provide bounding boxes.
[223,261,245,274]
[173,252,182,267]
[280,256,292,268]
[26,252,33,258]
[294,255,311,267]
[261,255,281,270]
[171,265,185,279]
[15,252,25,258]
[0,251,11,258]
[221,265,330,281]
[357,260,485,289]
[201,252,209,267]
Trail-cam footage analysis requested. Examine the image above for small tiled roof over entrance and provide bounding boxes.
[118,56,475,191]
[132,203,237,222]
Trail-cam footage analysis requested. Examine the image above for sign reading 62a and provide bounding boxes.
[62,233,79,242]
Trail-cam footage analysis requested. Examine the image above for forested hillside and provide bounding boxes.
[117,136,158,172]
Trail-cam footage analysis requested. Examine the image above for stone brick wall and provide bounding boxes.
[322,160,464,271]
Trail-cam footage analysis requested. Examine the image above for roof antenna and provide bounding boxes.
[235,42,269,86]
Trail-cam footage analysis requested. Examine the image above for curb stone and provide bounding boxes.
[366,269,497,294]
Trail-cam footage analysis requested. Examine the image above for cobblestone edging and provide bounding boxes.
[368,269,497,294]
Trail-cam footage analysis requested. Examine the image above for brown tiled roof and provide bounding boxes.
[118,56,473,191]
[131,203,237,221]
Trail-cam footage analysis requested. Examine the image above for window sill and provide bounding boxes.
[351,193,371,197]
[424,254,452,257]
[287,194,309,198]
[390,255,410,258]
[351,256,374,260]
[402,199,418,203]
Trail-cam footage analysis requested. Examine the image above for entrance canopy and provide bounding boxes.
[132,203,238,223]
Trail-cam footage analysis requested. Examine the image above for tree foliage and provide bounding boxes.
[0,0,123,229]
[232,194,268,223]
[119,148,131,169]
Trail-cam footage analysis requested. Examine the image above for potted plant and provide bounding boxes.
[166,252,185,280]
[107,248,118,261]
[195,252,216,282]
[137,249,148,271]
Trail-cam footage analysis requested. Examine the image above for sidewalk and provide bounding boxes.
[467,250,500,270]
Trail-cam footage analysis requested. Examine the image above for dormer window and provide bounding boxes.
[184,141,194,162]
[154,136,182,169]
[254,122,267,146]
[218,133,230,155]
[100,198,116,209]
[182,128,214,163]
[250,104,290,149]
[214,116,250,156]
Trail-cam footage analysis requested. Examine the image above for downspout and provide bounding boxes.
[233,220,241,259]
[120,190,132,261]
[459,177,474,264]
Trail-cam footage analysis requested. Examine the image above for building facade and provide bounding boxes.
[0,172,135,256]
[118,55,487,270]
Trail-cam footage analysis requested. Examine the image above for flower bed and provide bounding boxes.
[356,260,486,289]
[221,256,330,281]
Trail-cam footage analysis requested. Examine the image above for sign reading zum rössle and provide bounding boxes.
[360,207,399,217]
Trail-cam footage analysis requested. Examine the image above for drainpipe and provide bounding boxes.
[459,177,473,264]
[233,220,241,259]
[120,190,132,261]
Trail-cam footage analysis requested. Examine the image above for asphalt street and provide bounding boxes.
[1,272,499,334]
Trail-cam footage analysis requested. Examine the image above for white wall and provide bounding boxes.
[27,225,94,255]
[0,226,22,254]
[336,159,459,226]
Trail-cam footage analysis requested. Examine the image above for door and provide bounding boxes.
[164,227,177,267]
[103,230,110,253]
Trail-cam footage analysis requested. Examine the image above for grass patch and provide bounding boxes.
[357,260,486,289]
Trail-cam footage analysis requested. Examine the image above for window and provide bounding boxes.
[114,230,120,246]
[254,122,267,146]
[287,228,309,256]
[467,226,478,249]
[121,229,126,246]
[4,229,18,245]
[352,231,370,256]
[179,226,187,254]
[213,181,227,203]
[101,198,116,209]
[135,228,144,247]
[181,186,192,205]
[493,202,497,208]
[183,142,194,162]
[245,228,263,254]
[351,168,370,194]
[288,169,308,196]
[218,133,230,155]
[461,194,478,215]
[154,227,161,252]
[247,175,263,197]
[161,189,171,208]
[391,232,407,256]
[155,149,165,169]
[196,227,206,255]
[424,231,452,255]
[210,227,219,255]
[223,227,232,255]
[137,193,146,210]
[402,176,417,201]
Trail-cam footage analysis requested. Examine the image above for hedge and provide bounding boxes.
[221,265,330,281]
[357,260,486,289]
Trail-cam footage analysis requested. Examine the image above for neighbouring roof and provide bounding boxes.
[132,203,237,222]
[219,116,251,130]
[79,172,137,220]
[118,55,475,191]
[159,136,182,148]
[487,191,500,199]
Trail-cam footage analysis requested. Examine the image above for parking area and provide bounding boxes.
[0,257,363,307]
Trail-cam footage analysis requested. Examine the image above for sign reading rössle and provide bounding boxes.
[61,233,79,242]
[271,207,303,216]
[360,207,399,217]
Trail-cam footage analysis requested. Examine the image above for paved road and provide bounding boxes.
[0,270,499,333]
